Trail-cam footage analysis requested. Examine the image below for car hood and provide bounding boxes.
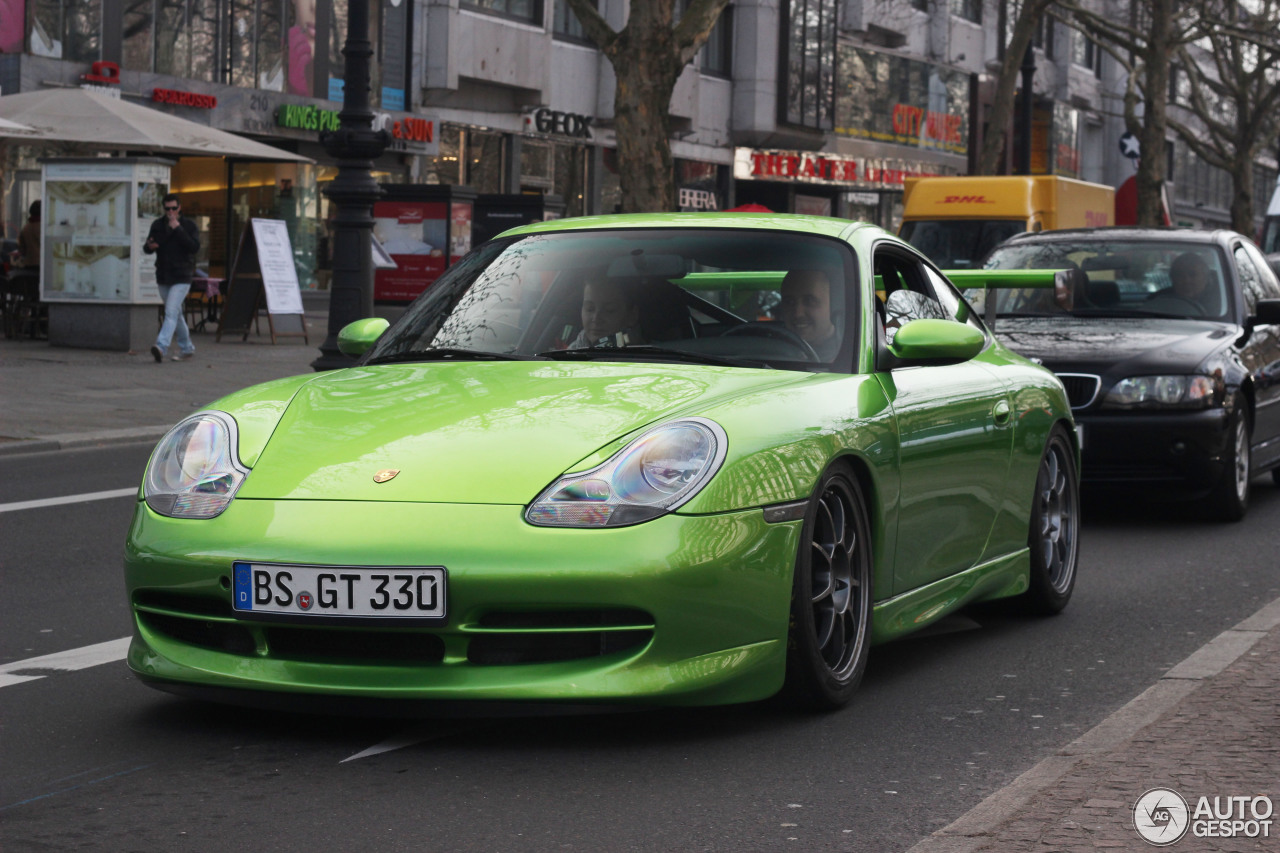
[233,361,808,504]
[994,316,1238,374]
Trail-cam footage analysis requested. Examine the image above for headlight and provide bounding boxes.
[1102,375,1221,410]
[525,418,728,528]
[144,411,249,518]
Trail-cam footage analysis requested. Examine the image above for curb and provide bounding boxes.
[0,425,170,457]
[906,596,1280,853]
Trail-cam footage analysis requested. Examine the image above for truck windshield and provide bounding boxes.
[900,220,1026,269]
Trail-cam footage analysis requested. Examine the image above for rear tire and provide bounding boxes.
[782,467,873,710]
[1022,426,1079,615]
[1204,410,1250,522]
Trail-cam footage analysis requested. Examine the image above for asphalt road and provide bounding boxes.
[3,444,1279,852]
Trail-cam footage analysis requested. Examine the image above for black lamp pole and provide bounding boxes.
[1017,43,1036,175]
[311,0,390,371]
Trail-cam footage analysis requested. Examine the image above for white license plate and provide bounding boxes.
[233,562,446,619]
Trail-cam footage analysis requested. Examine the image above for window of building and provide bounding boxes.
[1072,30,1101,76]
[463,0,543,25]
[951,0,981,24]
[781,0,836,129]
[1033,12,1054,60]
[553,0,593,42]
[700,6,732,77]
[26,0,101,61]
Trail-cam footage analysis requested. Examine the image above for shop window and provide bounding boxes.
[781,0,836,130]
[521,140,555,192]
[554,143,590,217]
[463,0,544,26]
[553,0,594,42]
[26,0,100,60]
[466,130,507,194]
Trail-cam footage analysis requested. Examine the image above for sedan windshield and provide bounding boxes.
[979,240,1233,321]
[363,229,858,371]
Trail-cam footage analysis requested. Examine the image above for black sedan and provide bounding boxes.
[976,227,1280,521]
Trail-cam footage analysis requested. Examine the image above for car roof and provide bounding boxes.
[999,227,1241,246]
[496,212,893,244]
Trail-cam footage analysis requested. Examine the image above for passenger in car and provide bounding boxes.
[569,276,646,349]
[779,269,840,359]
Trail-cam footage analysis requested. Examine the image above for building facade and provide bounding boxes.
[2,0,1274,288]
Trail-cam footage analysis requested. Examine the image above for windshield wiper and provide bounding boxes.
[366,348,535,365]
[538,345,759,369]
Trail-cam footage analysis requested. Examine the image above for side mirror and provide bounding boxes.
[887,318,985,363]
[337,317,390,356]
[1252,299,1280,327]
[1054,267,1087,311]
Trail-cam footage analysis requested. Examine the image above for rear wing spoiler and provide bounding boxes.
[943,268,1084,332]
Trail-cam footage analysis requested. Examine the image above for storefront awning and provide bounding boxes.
[0,88,312,162]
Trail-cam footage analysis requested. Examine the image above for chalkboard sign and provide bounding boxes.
[216,219,308,344]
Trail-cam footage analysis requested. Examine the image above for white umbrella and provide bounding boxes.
[0,87,312,161]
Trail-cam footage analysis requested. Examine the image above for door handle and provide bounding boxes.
[993,399,1011,425]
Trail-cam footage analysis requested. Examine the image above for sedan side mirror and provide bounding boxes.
[1251,299,1280,327]
[887,318,986,364]
[337,317,391,356]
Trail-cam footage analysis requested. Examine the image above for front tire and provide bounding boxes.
[1023,426,1079,615]
[1204,410,1250,522]
[782,467,873,710]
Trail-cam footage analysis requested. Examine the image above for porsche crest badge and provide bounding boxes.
[373,469,401,483]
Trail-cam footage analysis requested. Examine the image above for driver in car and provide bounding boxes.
[569,277,645,349]
[1149,252,1218,316]
[780,269,840,360]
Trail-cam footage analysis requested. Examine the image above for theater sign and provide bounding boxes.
[733,148,954,190]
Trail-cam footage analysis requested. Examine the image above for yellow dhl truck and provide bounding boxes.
[899,175,1115,268]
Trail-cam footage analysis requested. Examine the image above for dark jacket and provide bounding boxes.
[144,216,201,285]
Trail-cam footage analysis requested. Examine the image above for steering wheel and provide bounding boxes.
[1147,292,1205,317]
[722,321,820,360]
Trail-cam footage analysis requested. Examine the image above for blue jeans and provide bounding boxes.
[155,283,194,355]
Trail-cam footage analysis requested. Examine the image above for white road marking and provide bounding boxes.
[0,637,131,688]
[342,722,481,763]
[0,487,137,514]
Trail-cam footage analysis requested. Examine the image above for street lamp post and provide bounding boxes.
[1017,43,1035,176]
[311,0,390,371]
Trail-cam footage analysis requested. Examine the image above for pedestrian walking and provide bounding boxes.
[143,193,200,362]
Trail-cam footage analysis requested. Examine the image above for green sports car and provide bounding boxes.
[124,213,1080,712]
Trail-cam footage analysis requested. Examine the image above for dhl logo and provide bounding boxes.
[939,195,996,204]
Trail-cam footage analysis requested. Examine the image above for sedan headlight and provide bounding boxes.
[144,411,249,519]
[1102,375,1222,410]
[526,418,728,528]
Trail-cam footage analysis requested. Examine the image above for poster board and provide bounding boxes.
[216,219,308,344]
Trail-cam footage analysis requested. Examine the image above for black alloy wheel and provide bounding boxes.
[783,467,872,710]
[1023,425,1080,614]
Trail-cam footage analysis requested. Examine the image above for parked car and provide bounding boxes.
[124,213,1079,713]
[977,227,1280,521]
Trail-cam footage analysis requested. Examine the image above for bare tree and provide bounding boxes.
[1056,0,1202,224]
[976,0,1058,174]
[1165,0,1280,233]
[563,0,732,212]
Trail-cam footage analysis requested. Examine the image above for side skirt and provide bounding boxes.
[869,549,1029,645]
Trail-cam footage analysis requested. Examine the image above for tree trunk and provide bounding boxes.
[1135,0,1174,226]
[1230,154,1256,235]
[977,0,1050,175]
[610,32,681,212]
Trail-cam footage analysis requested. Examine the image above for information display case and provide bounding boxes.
[40,158,170,305]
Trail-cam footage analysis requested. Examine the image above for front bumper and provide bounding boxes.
[1076,406,1232,497]
[124,499,799,708]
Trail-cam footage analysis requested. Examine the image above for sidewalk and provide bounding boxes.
[2,296,1278,852]
[909,599,1280,852]
[0,293,332,454]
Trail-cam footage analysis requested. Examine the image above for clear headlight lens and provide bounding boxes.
[1102,375,1221,410]
[144,411,249,518]
[525,418,728,528]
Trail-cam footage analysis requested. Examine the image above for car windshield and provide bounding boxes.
[900,219,1027,269]
[979,239,1233,321]
[362,228,857,371]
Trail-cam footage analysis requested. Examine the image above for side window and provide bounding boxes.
[1234,243,1266,315]
[1237,241,1280,302]
[924,266,986,334]
[876,249,947,343]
